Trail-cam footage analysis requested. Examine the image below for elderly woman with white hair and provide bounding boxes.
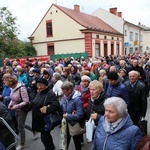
[92,97,142,150]
[52,72,63,101]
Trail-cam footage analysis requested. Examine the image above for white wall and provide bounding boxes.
[92,8,124,33]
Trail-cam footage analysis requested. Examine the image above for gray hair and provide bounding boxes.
[53,72,61,80]
[61,81,74,91]
[104,97,127,117]
[89,80,103,91]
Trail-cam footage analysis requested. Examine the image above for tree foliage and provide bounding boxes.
[0,7,36,58]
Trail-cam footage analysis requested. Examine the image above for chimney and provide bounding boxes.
[138,22,141,25]
[118,12,122,18]
[109,7,117,15]
[74,4,80,12]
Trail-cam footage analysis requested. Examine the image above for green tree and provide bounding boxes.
[19,41,37,57]
[0,7,20,57]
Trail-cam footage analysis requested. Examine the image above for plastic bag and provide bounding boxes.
[86,118,96,143]
[60,118,67,150]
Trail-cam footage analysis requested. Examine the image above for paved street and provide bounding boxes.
[23,97,150,150]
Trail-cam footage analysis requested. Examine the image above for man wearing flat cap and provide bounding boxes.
[106,71,130,106]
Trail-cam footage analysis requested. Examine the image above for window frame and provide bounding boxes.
[46,20,53,37]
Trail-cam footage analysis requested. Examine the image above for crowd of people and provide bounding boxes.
[0,52,150,150]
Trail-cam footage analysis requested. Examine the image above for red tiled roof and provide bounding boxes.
[55,4,121,34]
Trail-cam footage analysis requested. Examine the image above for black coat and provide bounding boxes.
[129,65,146,82]
[0,102,15,148]
[85,91,107,126]
[124,80,147,119]
[32,87,60,132]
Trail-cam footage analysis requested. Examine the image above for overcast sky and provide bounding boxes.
[1,0,150,41]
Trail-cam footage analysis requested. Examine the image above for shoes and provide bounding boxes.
[33,133,38,140]
[16,144,25,150]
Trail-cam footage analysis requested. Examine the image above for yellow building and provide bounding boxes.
[29,4,123,57]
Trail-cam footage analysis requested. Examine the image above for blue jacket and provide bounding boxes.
[92,114,142,150]
[18,73,28,88]
[2,85,15,116]
[61,90,84,121]
[106,81,130,105]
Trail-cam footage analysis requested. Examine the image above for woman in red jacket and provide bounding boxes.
[77,75,91,110]
[77,75,91,145]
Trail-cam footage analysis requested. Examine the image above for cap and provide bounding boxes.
[32,68,40,74]
[107,71,119,80]
[81,75,91,82]
[37,78,48,86]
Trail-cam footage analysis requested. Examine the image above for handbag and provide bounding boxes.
[44,111,61,131]
[137,119,147,136]
[59,118,67,150]
[18,86,30,112]
[68,121,86,137]
[86,118,96,143]
[43,95,61,131]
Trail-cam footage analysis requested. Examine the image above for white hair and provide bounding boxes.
[104,97,127,117]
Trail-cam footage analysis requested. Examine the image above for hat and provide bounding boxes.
[32,68,40,74]
[43,70,49,75]
[29,67,35,72]
[37,78,48,86]
[81,75,91,82]
[107,71,119,80]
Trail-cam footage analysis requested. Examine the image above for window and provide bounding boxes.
[46,20,53,37]
[124,30,127,36]
[135,33,138,41]
[129,47,133,54]
[47,45,54,55]
[95,44,100,57]
[96,35,99,39]
[130,32,133,41]
[104,36,107,39]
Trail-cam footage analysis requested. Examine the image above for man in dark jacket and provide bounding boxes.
[124,70,147,125]
[106,71,130,106]
[129,59,146,82]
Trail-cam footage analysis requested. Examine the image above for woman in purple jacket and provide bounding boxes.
[6,75,29,150]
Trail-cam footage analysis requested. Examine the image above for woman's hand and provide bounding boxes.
[91,113,98,120]
[40,105,50,114]
[63,113,68,118]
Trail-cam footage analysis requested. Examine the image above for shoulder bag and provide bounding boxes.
[137,119,147,136]
[43,95,61,131]
[67,100,86,136]
[19,86,30,112]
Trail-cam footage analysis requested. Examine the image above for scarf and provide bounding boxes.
[81,84,89,96]
[104,117,123,134]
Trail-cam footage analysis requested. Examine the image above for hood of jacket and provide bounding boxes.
[65,90,81,101]
[102,113,133,134]
[11,82,24,92]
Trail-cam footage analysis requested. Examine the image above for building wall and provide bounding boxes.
[31,5,86,55]
[124,23,141,54]
[143,31,150,53]
[91,33,123,57]
[92,8,124,34]
[54,39,85,54]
